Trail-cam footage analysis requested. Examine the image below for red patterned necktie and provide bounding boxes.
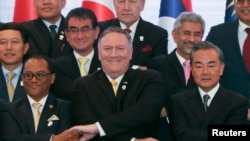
[243,28,250,73]
[183,60,190,85]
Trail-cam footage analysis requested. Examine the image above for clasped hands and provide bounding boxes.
[54,123,158,141]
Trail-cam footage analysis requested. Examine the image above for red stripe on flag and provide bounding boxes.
[182,0,192,11]
[13,0,37,23]
[82,1,115,22]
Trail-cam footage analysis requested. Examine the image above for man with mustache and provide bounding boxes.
[147,12,205,141]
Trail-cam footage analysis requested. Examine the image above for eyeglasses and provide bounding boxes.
[22,72,53,80]
[66,27,93,35]
[235,0,250,5]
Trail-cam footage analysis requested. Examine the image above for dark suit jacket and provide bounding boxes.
[72,69,165,141]
[0,99,8,141]
[0,94,72,141]
[20,16,72,59]
[50,48,101,101]
[206,20,250,98]
[99,18,168,66]
[0,65,26,102]
[147,50,196,108]
[169,86,248,141]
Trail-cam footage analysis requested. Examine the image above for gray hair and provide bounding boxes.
[173,12,205,34]
[98,26,132,48]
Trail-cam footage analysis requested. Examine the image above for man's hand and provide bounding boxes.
[52,129,79,141]
[70,124,99,141]
[247,108,250,120]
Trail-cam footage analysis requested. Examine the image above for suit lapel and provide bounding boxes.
[89,48,101,73]
[37,94,56,133]
[168,51,186,86]
[132,18,148,64]
[202,87,228,124]
[18,98,36,134]
[95,71,116,107]
[0,67,9,101]
[188,89,206,122]
[115,70,136,110]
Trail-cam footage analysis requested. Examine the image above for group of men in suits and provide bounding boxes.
[0,0,169,141]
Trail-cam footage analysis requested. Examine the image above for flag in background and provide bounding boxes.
[82,0,115,22]
[13,0,37,22]
[158,0,192,54]
[224,0,237,22]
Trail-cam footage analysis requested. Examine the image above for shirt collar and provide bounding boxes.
[198,83,220,102]
[2,64,23,77]
[106,74,124,88]
[175,50,189,65]
[74,49,94,62]
[27,94,48,107]
[238,20,250,32]
[42,17,62,32]
[120,18,140,34]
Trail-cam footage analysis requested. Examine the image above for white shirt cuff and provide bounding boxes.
[96,122,106,137]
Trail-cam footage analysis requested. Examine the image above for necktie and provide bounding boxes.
[203,94,210,112]
[32,102,41,133]
[183,60,191,85]
[78,57,89,76]
[243,28,250,73]
[7,72,16,102]
[49,25,57,42]
[111,79,117,96]
[124,28,131,34]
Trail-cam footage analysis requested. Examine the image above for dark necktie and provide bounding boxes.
[243,28,250,73]
[124,28,131,34]
[49,25,57,42]
[203,94,210,112]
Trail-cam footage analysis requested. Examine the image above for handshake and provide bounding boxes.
[52,123,159,141]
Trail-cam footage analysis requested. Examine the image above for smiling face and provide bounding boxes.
[172,21,203,60]
[65,17,99,56]
[22,58,55,101]
[235,0,250,25]
[0,29,29,71]
[191,49,224,92]
[113,0,145,27]
[34,0,66,23]
[98,31,133,79]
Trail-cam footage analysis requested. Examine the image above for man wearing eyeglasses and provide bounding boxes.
[50,7,101,101]
[0,55,79,141]
[206,0,250,122]
[0,22,28,102]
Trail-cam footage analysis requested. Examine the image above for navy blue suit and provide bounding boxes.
[206,20,250,98]
[0,65,26,102]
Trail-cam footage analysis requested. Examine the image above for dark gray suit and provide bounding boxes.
[206,20,250,98]
[169,86,248,141]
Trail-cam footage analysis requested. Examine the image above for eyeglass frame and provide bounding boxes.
[22,71,54,80]
[234,0,250,5]
[66,26,94,35]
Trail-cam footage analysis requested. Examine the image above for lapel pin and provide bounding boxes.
[139,36,144,41]
[122,85,126,90]
[20,81,23,86]
[49,104,54,109]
